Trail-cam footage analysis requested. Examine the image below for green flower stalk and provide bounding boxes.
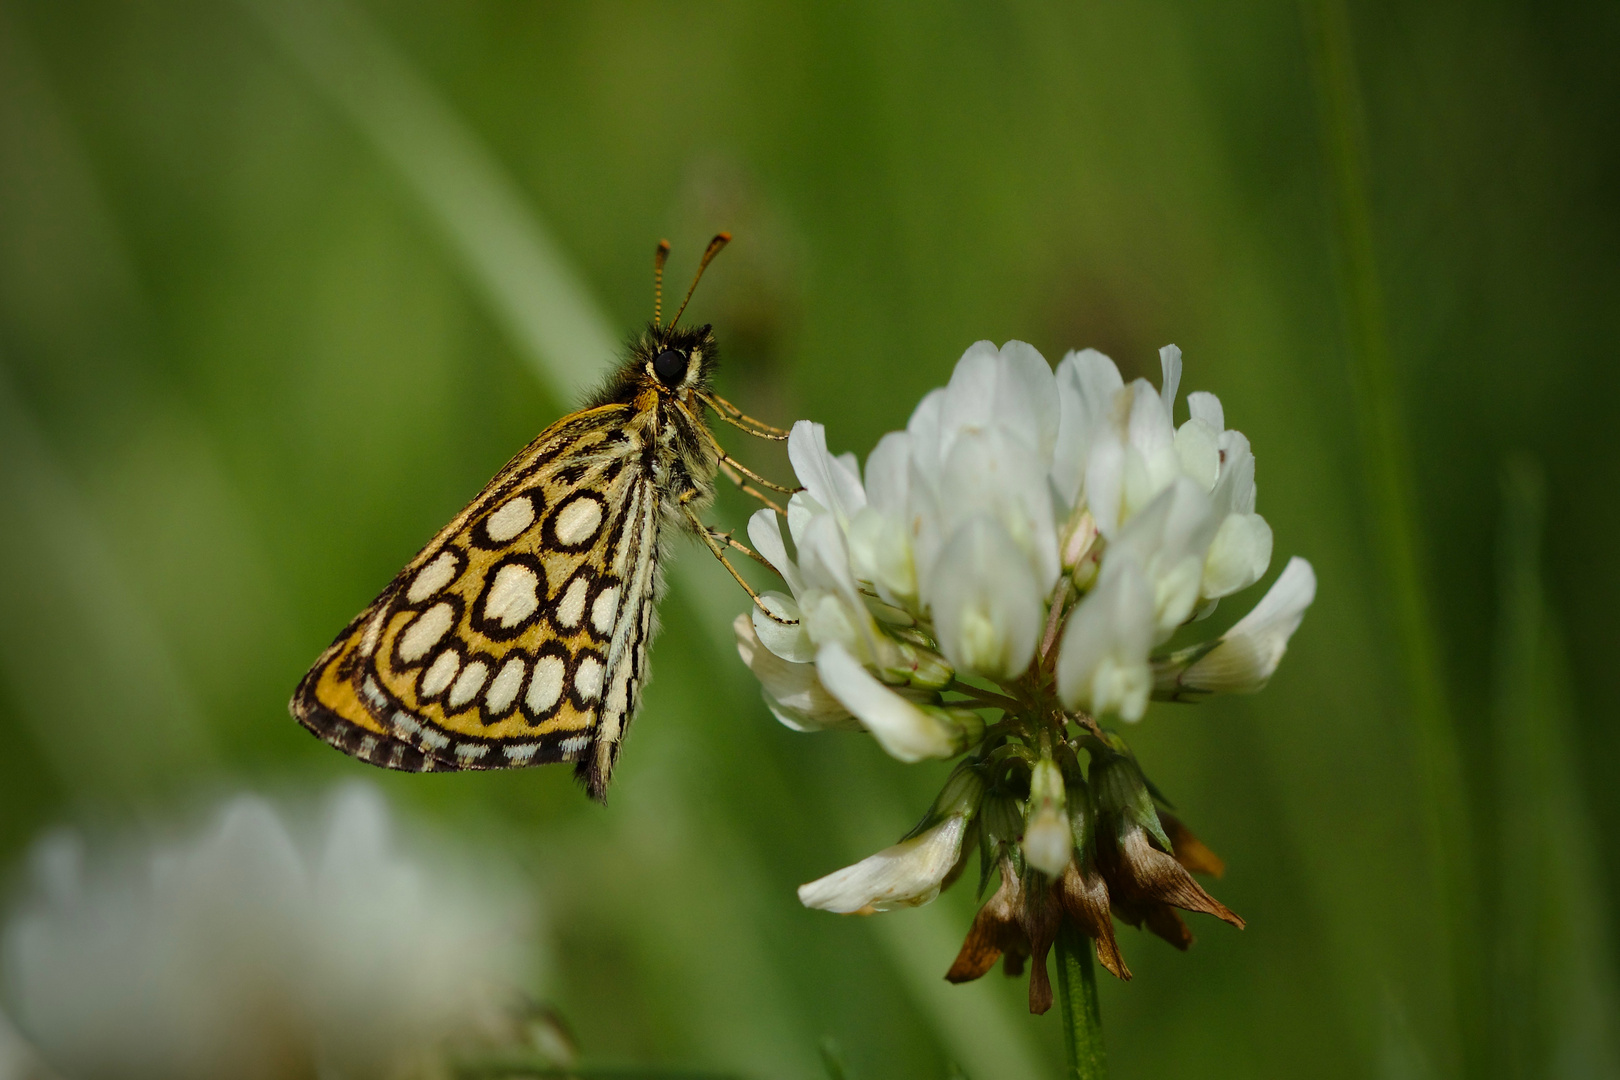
[733,341,1315,1053]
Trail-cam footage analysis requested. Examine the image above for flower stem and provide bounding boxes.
[1054,922,1108,1079]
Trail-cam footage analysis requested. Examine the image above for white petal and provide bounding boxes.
[996,340,1060,459]
[786,490,823,546]
[797,815,968,913]
[925,516,1042,681]
[1158,344,1183,421]
[1106,477,1220,637]
[1180,557,1315,694]
[1126,379,1175,462]
[847,506,917,605]
[1186,390,1224,432]
[863,431,912,516]
[1052,348,1125,511]
[1173,418,1221,491]
[788,421,866,526]
[796,512,861,602]
[1211,430,1256,516]
[752,591,814,662]
[1022,806,1073,876]
[936,426,1061,592]
[938,341,1002,461]
[747,508,803,595]
[906,388,947,488]
[815,642,960,762]
[1056,559,1156,720]
[903,458,946,594]
[799,590,867,657]
[1201,512,1274,600]
[1021,759,1073,876]
[1125,381,1180,499]
[1084,428,1127,537]
[734,614,855,730]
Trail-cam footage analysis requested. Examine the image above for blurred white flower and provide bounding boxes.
[1,786,533,1080]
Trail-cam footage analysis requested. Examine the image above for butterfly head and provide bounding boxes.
[643,322,718,396]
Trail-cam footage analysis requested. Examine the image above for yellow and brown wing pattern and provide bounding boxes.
[291,403,665,799]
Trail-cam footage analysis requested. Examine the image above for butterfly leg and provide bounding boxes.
[681,499,799,625]
[698,390,791,440]
[718,458,788,514]
[702,522,778,571]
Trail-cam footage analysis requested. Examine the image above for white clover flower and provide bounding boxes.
[733,614,855,732]
[1,786,532,1080]
[735,336,1314,1007]
[814,642,982,762]
[1155,556,1318,698]
[1056,557,1157,721]
[796,815,969,914]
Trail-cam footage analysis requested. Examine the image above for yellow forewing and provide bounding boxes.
[291,403,664,798]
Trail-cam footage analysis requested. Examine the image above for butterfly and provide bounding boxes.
[290,234,795,800]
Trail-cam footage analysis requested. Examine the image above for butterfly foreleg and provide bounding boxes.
[680,496,799,625]
[701,522,778,571]
[696,390,792,440]
[718,458,788,514]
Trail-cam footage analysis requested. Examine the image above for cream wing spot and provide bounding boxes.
[407,551,460,604]
[421,649,460,697]
[449,660,490,708]
[483,563,542,629]
[399,602,455,663]
[555,576,589,629]
[591,584,620,636]
[553,495,604,546]
[575,654,604,703]
[485,656,526,714]
[485,495,536,542]
[526,654,565,715]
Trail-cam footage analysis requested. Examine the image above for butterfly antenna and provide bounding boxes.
[653,239,671,328]
[667,232,731,330]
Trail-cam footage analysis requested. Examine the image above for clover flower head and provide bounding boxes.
[733,338,1315,1009]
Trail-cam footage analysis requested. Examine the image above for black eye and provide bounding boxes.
[653,348,687,386]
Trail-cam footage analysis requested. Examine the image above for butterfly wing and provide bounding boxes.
[291,403,665,800]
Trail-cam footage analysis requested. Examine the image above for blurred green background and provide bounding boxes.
[0,1,1616,1077]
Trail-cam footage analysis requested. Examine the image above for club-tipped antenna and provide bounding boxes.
[667,232,731,330]
[653,239,671,327]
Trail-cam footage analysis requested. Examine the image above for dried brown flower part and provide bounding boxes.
[1160,811,1225,878]
[944,859,1064,1014]
[946,859,1026,984]
[1058,860,1131,980]
[1111,896,1196,950]
[1020,873,1062,1014]
[1102,825,1244,930]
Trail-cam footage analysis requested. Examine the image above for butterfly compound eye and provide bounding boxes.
[653,348,687,386]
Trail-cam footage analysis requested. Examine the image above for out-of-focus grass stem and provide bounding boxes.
[1490,459,1543,1080]
[1301,1,1481,1074]
[1490,458,1620,1077]
[0,364,216,802]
